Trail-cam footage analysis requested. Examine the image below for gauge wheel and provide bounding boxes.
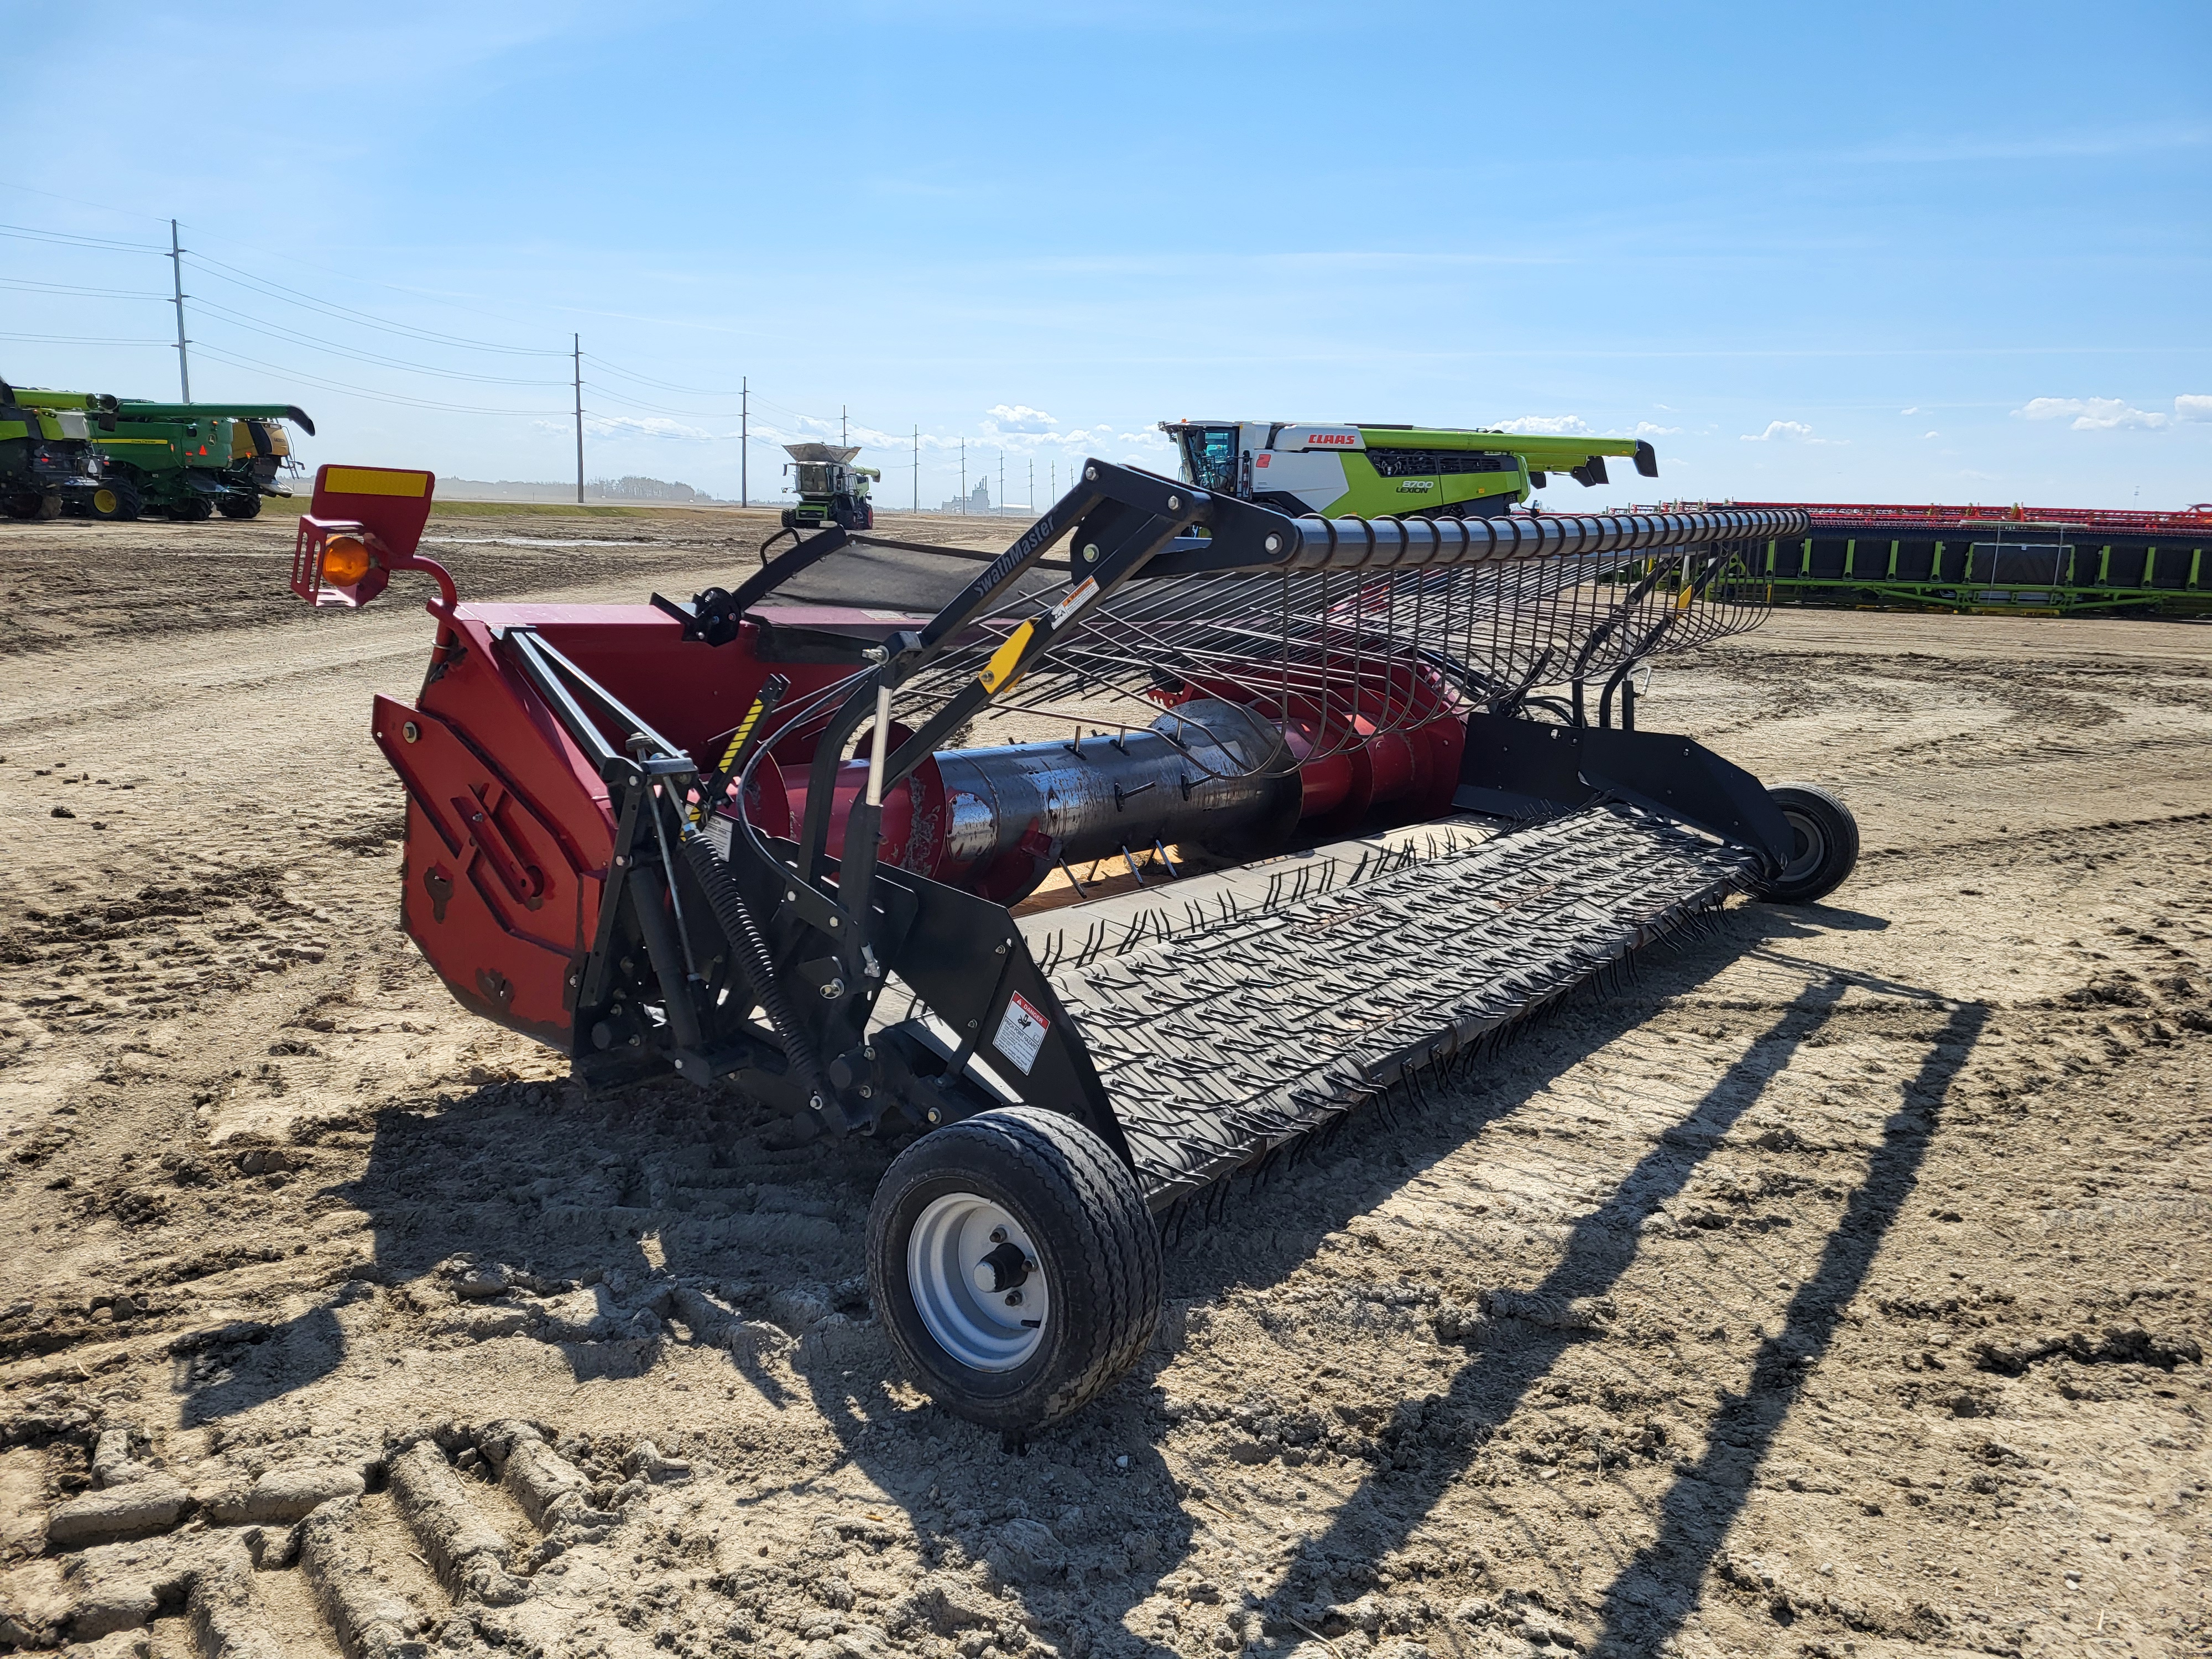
[868,1107,1160,1435]
[1751,782,1860,905]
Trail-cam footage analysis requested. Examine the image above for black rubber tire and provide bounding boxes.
[87,482,142,521]
[868,1107,1161,1434]
[1752,782,1859,905]
[173,497,213,522]
[216,492,262,519]
[1,494,41,520]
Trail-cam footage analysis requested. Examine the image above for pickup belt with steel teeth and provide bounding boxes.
[1041,803,1757,1207]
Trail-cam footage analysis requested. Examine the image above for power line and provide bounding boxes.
[187,343,567,415]
[0,332,171,345]
[184,251,564,356]
[581,354,747,398]
[0,222,166,253]
[186,296,568,384]
[0,276,169,300]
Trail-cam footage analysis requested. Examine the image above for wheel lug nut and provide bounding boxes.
[1004,1290,1023,1307]
[989,1227,1008,1243]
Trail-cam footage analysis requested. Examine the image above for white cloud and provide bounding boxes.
[1922,430,1940,439]
[536,415,714,441]
[2014,397,2168,430]
[1494,414,1592,436]
[1900,406,1921,415]
[2176,394,2212,422]
[1741,420,1817,442]
[983,404,1057,434]
[1630,421,1679,437]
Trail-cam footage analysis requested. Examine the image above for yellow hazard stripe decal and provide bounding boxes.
[324,466,431,498]
[978,621,1036,695]
[718,694,770,774]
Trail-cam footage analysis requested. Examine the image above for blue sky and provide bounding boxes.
[4,1,2208,510]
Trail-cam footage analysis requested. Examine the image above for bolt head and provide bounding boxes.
[1082,544,1099,563]
[926,1108,941,1124]
[1167,494,1181,510]
[990,1226,1008,1243]
[1004,1290,1024,1307]
[401,721,420,744]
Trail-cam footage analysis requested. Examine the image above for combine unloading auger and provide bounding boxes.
[291,461,1847,1433]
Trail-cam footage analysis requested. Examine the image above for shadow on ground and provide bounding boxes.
[179,898,1979,1657]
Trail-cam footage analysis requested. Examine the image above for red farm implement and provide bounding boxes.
[291,460,1846,1431]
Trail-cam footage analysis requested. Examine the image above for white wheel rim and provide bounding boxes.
[906,1192,1049,1372]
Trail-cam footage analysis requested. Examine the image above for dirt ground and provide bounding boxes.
[0,505,2206,1659]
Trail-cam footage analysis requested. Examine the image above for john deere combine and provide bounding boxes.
[10,389,312,520]
[1160,420,1659,519]
[0,380,103,520]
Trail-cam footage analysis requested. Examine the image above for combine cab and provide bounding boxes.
[1160,420,1661,520]
[292,458,1851,1433]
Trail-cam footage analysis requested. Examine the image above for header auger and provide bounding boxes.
[291,458,1847,1433]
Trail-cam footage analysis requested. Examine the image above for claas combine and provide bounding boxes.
[290,457,1850,1432]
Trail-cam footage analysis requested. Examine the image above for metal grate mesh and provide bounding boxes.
[1040,802,1757,1204]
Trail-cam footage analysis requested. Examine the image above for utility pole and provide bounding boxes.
[999,449,1006,519]
[912,425,919,513]
[740,378,748,508]
[572,335,583,505]
[842,405,848,447]
[168,219,190,401]
[1027,457,1034,513]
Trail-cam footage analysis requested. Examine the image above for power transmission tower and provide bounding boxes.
[1027,457,1034,513]
[999,450,1005,519]
[959,440,966,514]
[912,425,919,513]
[169,220,190,400]
[740,378,748,507]
[842,405,848,446]
[572,335,583,505]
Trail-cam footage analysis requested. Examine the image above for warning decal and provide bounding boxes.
[992,990,1050,1076]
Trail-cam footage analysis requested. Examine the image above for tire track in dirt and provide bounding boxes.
[4,517,2208,1658]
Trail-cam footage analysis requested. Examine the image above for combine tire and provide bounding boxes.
[1752,782,1859,905]
[216,492,263,520]
[1,493,43,520]
[868,1107,1160,1436]
[173,497,214,523]
[88,483,142,521]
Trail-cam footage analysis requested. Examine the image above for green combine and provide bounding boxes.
[1,380,104,520]
[780,442,878,531]
[1159,420,1658,518]
[13,389,312,520]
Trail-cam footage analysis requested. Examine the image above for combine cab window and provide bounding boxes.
[796,463,837,495]
[1177,426,1240,494]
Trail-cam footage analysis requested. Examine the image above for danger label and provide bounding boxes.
[993,991,1050,1076]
